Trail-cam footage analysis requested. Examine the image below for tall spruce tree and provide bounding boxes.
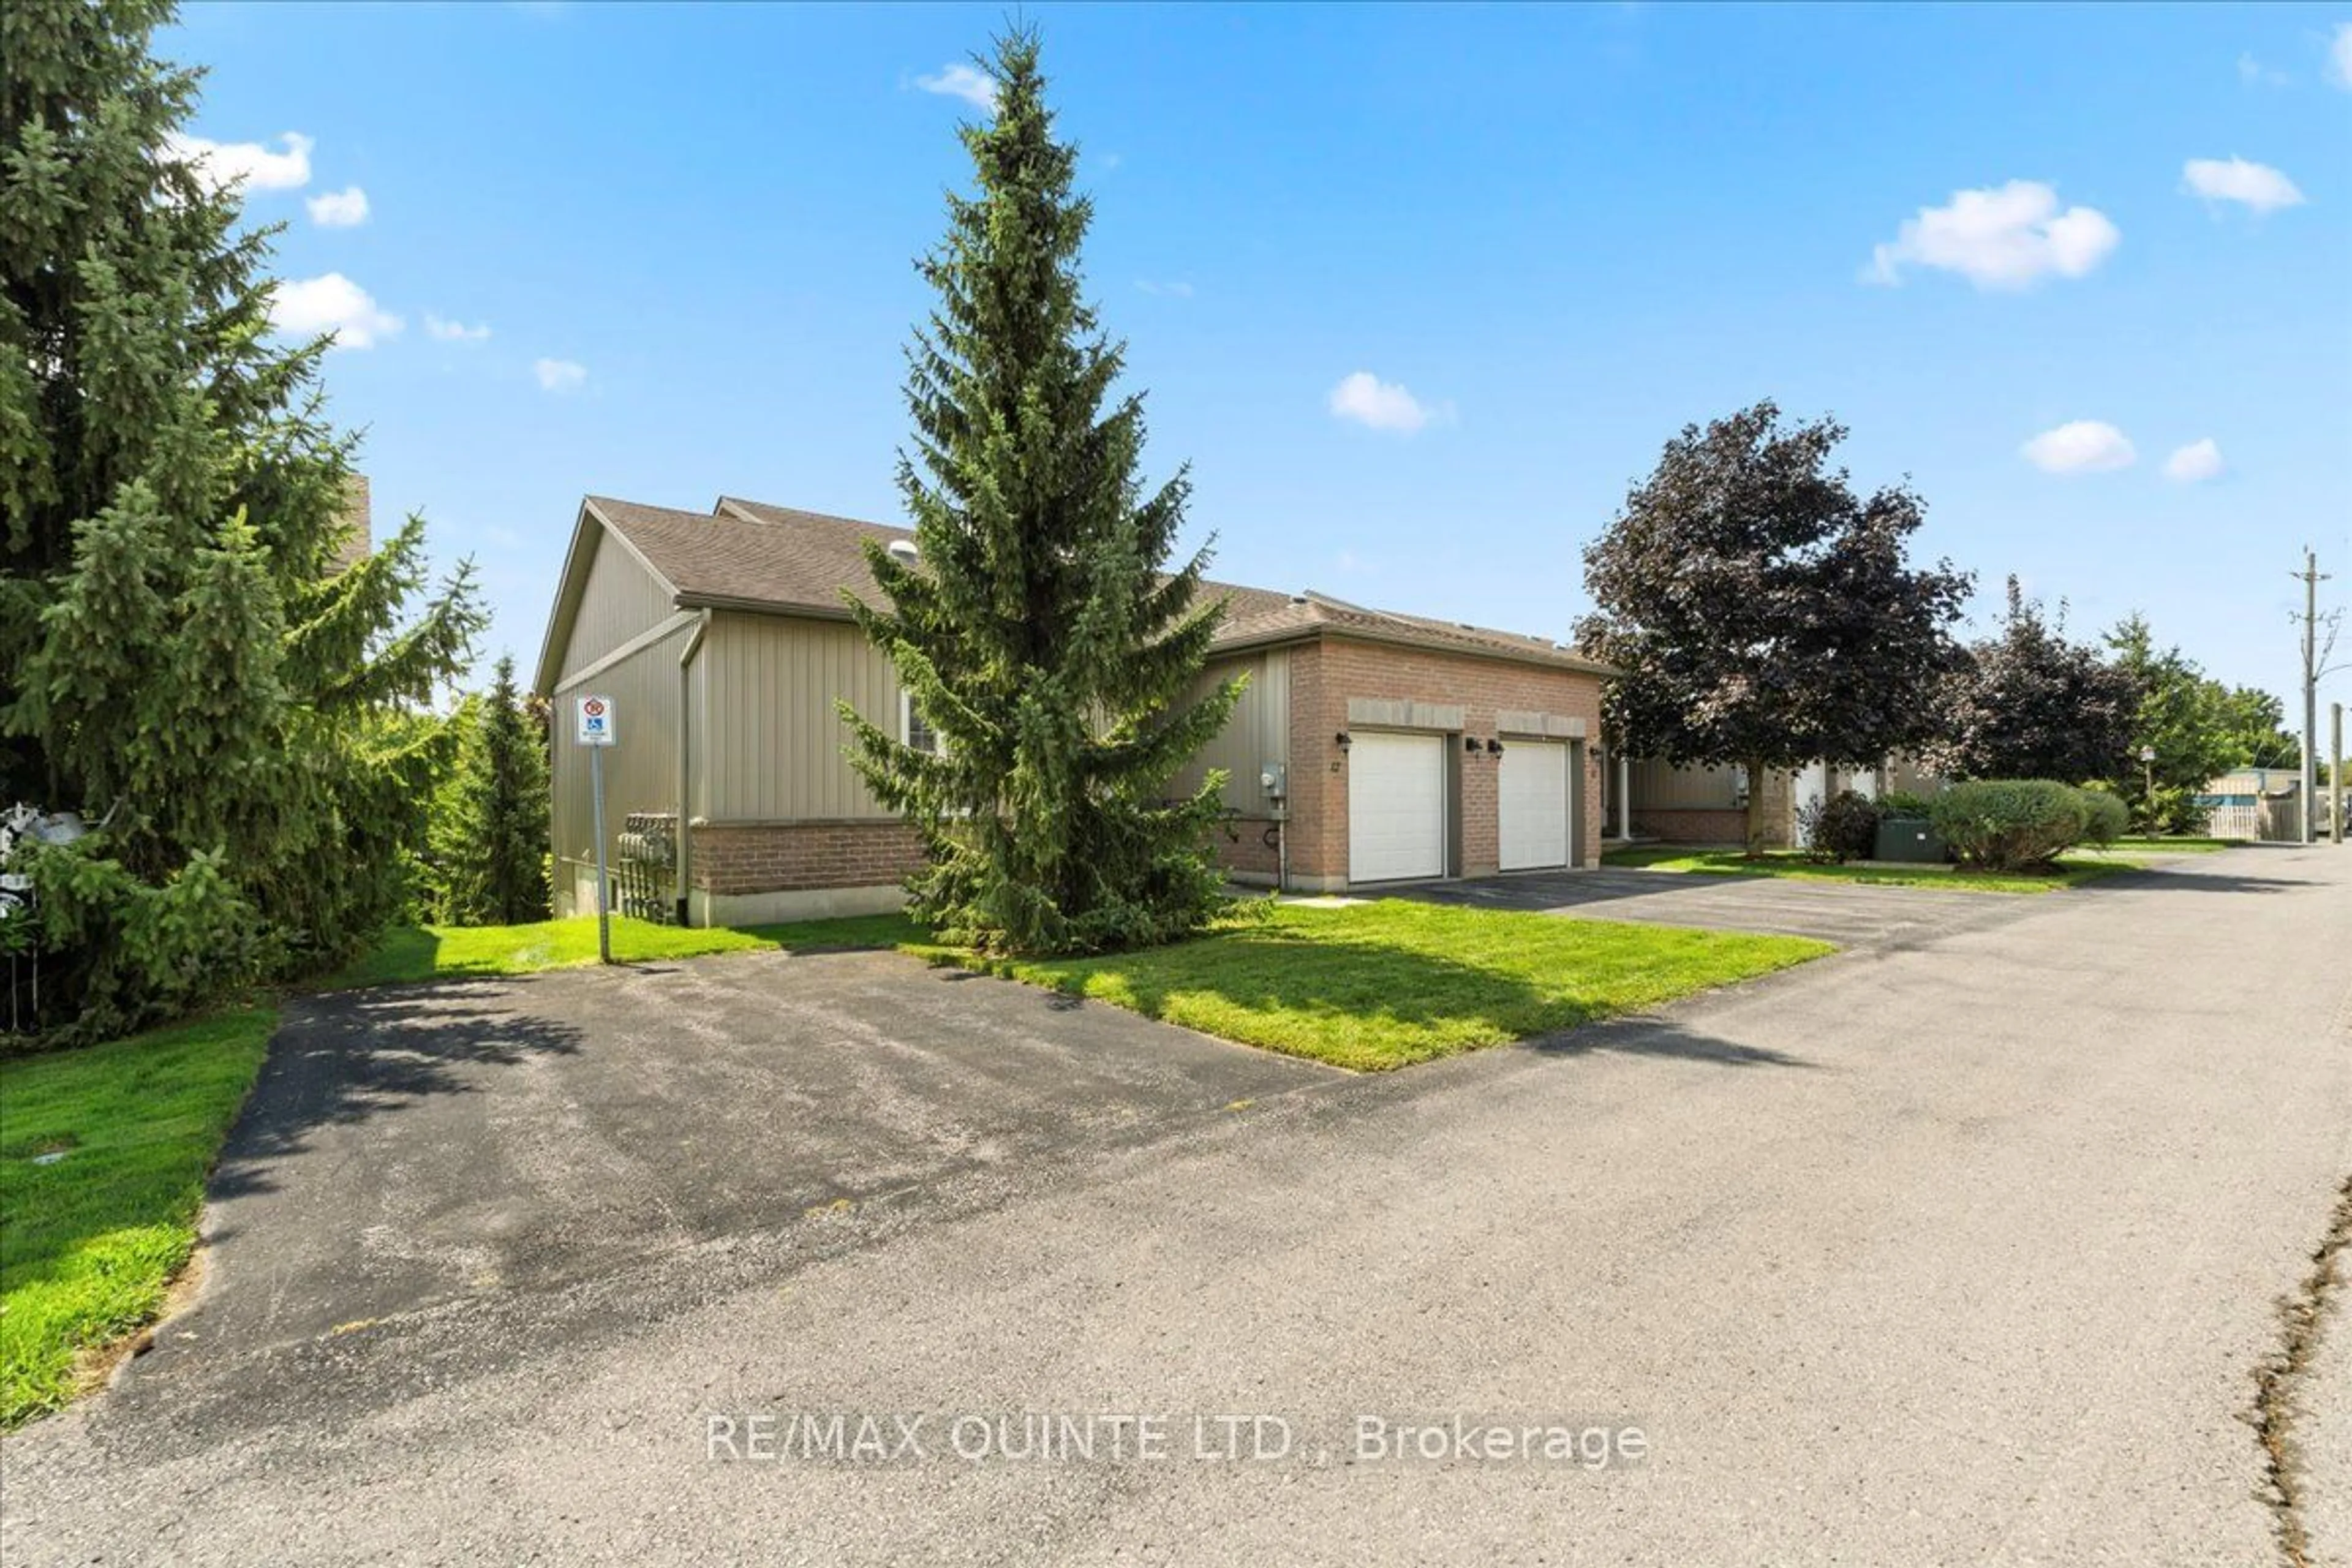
[840,31,1239,955]
[1,0,480,1036]
[428,657,550,927]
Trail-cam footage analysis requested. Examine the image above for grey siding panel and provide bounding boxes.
[1174,648,1288,814]
[558,533,676,682]
[700,612,899,823]
[550,623,689,916]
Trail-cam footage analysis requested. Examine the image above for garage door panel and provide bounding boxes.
[1348,731,1446,883]
[1499,741,1570,870]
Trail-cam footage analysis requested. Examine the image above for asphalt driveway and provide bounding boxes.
[1411,863,2060,947]
[159,949,1335,1351]
[4,846,2349,1566]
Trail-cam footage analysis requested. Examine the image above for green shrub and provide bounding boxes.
[1929,780,2090,871]
[1798,790,1882,864]
[2073,785,2128,847]
[1879,790,1937,819]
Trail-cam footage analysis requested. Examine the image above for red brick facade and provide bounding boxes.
[689,820,922,895]
[1277,637,1607,886]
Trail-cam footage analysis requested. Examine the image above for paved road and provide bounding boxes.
[4,846,2348,1566]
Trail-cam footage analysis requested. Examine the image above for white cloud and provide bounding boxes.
[1136,279,1194,298]
[425,314,492,343]
[914,62,997,113]
[306,185,370,227]
[1866,180,2119,290]
[2332,23,2352,89]
[2237,52,2287,87]
[2182,156,2307,214]
[2021,420,2136,474]
[270,273,401,349]
[1329,371,1443,434]
[167,131,313,193]
[534,357,587,393]
[2162,438,2225,483]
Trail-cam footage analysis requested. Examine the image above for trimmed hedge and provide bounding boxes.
[2073,786,2128,848]
[1929,780,2090,870]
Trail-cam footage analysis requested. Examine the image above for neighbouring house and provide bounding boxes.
[1605,756,1941,848]
[533,496,1613,925]
[2197,766,2302,842]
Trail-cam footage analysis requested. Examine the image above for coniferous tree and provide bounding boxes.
[428,657,550,927]
[841,31,1240,955]
[1,0,480,1036]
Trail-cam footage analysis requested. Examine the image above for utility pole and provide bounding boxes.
[2334,700,2344,846]
[2294,548,2331,846]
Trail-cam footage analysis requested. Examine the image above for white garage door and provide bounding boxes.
[1348,731,1447,883]
[1499,740,1571,871]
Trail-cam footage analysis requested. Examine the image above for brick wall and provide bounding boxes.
[1632,807,1749,845]
[690,820,923,895]
[1289,637,1607,884]
[1208,815,1286,882]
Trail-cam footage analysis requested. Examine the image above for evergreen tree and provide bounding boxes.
[1,0,480,1036]
[1924,579,2136,783]
[1576,402,1972,853]
[840,31,1240,955]
[428,657,551,927]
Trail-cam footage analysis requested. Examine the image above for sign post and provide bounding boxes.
[575,695,617,963]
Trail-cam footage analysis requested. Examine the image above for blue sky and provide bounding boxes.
[164,2,2352,719]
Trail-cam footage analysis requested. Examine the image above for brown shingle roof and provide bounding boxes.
[584,494,1608,673]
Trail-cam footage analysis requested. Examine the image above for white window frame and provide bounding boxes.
[900,688,941,756]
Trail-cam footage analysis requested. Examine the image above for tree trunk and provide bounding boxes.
[1745,758,1771,858]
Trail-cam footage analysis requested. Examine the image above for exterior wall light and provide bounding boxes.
[1487,738,1504,755]
[1463,735,1481,754]
[1335,731,1352,751]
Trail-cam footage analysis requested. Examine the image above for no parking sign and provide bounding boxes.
[575,694,616,746]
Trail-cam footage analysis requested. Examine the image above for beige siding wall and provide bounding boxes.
[1629,756,1743,809]
[550,622,691,916]
[557,532,676,682]
[697,612,900,823]
[1173,647,1289,815]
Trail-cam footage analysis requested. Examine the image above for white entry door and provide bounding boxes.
[1499,740,1572,870]
[1348,731,1447,883]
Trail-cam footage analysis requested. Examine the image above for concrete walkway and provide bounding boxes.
[2,846,2347,1566]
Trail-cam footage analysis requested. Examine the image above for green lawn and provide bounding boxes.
[2079,835,2236,855]
[924,900,1828,1071]
[0,1008,276,1428]
[1602,843,2136,893]
[320,912,918,988]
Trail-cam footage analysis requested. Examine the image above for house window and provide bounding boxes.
[900,688,940,755]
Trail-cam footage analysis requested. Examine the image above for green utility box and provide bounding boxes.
[1873,818,1945,864]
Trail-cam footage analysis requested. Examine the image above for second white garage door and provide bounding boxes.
[1348,731,1447,883]
[1498,739,1571,871]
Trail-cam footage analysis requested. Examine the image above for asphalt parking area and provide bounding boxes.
[181,948,1336,1354]
[1408,865,2045,948]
